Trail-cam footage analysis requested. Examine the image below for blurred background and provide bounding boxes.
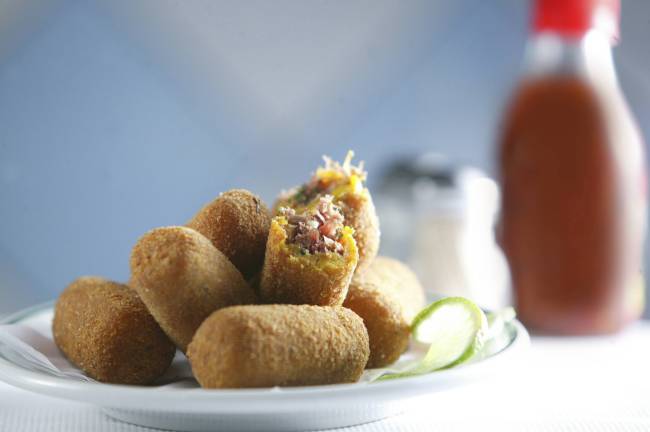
[1,0,649,316]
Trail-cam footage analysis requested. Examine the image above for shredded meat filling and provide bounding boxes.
[281,196,345,255]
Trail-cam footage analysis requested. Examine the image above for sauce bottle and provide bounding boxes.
[498,0,646,334]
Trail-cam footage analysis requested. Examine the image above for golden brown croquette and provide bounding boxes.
[343,257,426,368]
[129,226,257,352]
[259,199,358,306]
[187,189,271,279]
[52,277,176,385]
[187,305,369,388]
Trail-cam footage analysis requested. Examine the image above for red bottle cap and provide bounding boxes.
[533,0,620,43]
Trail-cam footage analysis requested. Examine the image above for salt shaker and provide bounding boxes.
[376,154,509,310]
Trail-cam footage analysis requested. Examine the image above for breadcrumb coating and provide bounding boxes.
[130,226,256,351]
[52,276,176,384]
[343,257,426,368]
[187,189,271,279]
[187,305,369,388]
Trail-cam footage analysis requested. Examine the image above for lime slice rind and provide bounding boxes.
[469,307,517,363]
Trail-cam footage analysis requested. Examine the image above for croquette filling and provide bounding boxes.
[283,151,367,207]
[281,195,345,255]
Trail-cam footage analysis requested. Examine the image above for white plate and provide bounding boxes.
[0,303,529,431]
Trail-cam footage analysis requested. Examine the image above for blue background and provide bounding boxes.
[1,0,649,315]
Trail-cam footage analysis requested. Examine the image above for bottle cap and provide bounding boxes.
[533,0,620,43]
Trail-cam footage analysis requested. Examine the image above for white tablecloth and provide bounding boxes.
[1,322,650,432]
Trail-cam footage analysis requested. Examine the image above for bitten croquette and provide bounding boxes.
[259,197,359,306]
[343,257,426,368]
[274,152,380,273]
[52,277,176,385]
[187,189,271,279]
[130,226,257,352]
[187,305,369,388]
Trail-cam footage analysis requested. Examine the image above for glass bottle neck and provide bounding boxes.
[524,30,619,89]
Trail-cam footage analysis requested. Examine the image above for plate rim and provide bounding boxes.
[0,301,530,412]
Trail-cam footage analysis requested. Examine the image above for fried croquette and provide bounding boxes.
[274,151,380,272]
[259,196,358,306]
[52,277,176,385]
[187,189,271,279]
[187,305,369,388]
[129,226,257,352]
[343,257,426,368]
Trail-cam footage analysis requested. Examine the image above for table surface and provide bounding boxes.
[1,322,649,432]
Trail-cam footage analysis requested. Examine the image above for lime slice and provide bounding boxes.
[379,297,487,380]
[412,296,488,371]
